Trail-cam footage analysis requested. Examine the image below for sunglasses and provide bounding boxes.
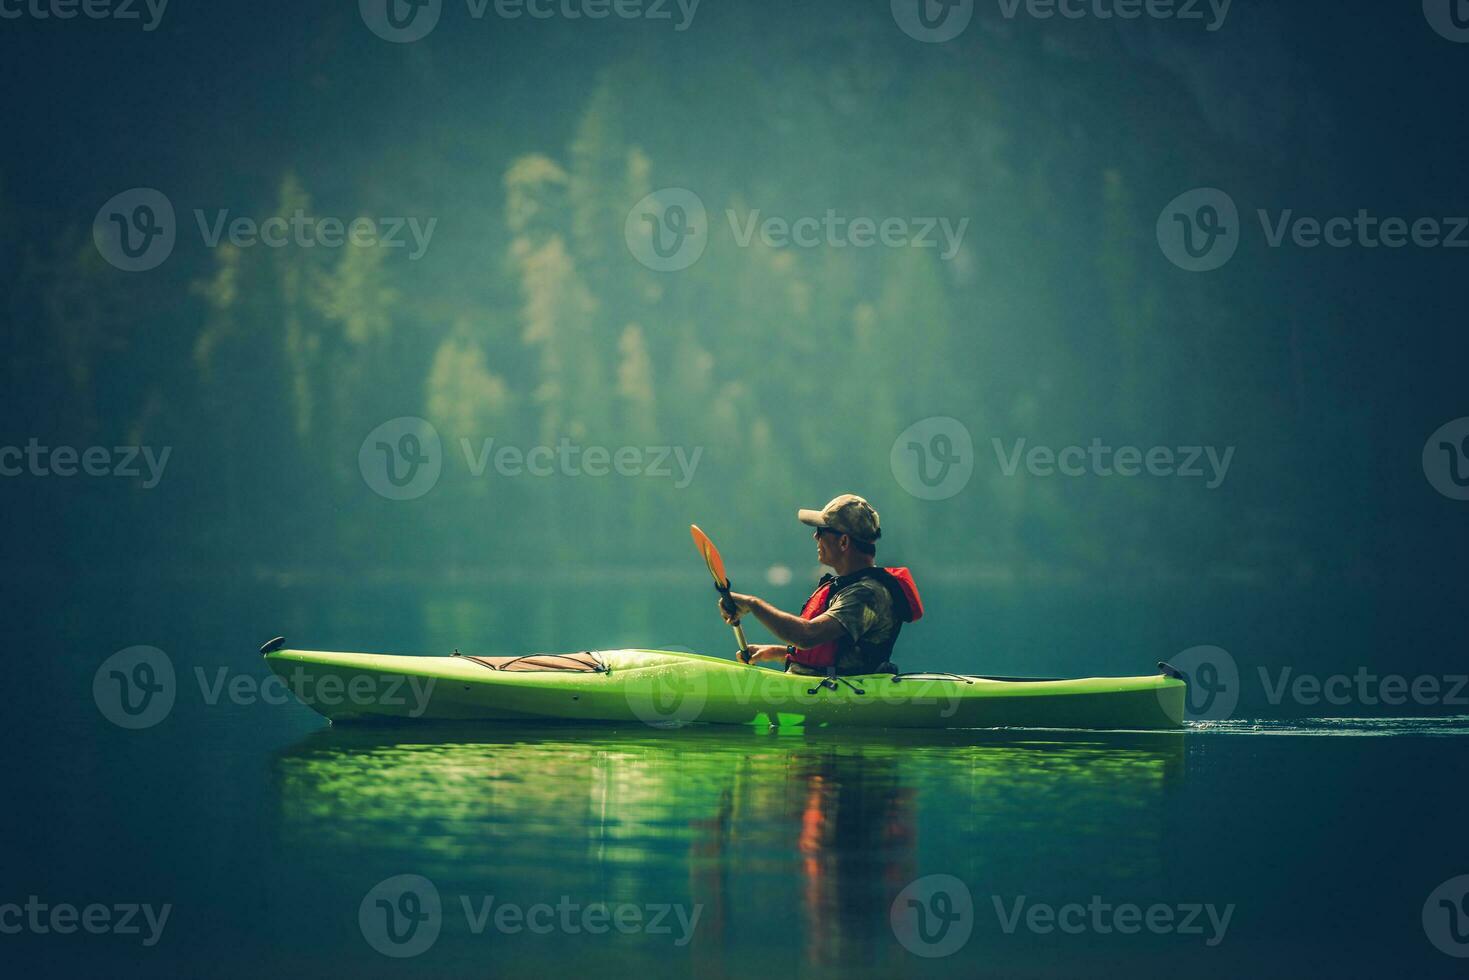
[813,526,845,538]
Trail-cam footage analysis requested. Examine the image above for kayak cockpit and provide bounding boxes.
[455,651,607,673]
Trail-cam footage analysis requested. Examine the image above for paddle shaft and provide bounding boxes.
[717,585,751,656]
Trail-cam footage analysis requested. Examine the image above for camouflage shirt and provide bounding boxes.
[823,577,900,673]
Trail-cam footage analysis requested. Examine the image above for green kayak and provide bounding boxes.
[261,640,1186,731]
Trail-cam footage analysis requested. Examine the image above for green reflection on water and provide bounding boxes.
[272,726,1184,972]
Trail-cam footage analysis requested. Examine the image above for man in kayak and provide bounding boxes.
[718,494,923,675]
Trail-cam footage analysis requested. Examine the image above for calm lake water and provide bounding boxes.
[6,575,1468,977]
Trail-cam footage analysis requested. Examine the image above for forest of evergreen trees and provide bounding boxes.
[1,4,1435,584]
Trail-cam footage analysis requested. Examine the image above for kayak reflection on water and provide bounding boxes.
[717,494,925,677]
[268,727,1182,972]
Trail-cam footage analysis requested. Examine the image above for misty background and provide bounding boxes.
[2,0,1465,698]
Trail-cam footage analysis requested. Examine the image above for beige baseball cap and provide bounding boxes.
[797,493,882,542]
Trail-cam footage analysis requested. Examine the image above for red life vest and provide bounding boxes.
[790,567,924,672]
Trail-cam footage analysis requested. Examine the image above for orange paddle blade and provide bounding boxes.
[689,524,730,589]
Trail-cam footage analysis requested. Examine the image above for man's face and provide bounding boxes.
[814,526,843,566]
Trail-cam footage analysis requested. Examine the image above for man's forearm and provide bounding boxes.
[745,598,820,648]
